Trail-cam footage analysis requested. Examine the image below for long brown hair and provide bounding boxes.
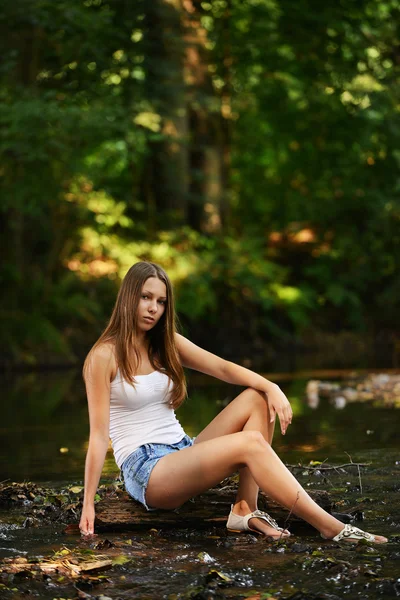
[83,261,187,409]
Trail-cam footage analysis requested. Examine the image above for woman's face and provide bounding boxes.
[138,277,167,331]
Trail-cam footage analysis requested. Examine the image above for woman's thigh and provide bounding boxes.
[146,430,261,509]
[194,387,271,445]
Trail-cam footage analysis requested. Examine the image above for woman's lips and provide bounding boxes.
[143,316,155,323]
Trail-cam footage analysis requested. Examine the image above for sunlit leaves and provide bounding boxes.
[133,111,162,131]
[1,0,400,362]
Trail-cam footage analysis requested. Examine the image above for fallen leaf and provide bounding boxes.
[206,569,232,583]
[111,555,130,566]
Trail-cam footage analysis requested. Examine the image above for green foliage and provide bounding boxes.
[174,233,315,334]
[0,0,400,365]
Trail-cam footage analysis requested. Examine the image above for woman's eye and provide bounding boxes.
[158,300,166,305]
[142,295,148,299]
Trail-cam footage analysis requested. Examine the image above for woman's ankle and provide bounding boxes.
[233,499,256,515]
[319,521,345,539]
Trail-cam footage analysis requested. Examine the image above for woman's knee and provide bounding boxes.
[242,388,269,414]
[240,430,270,457]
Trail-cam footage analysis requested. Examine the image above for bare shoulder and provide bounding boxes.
[92,341,115,361]
[87,342,117,382]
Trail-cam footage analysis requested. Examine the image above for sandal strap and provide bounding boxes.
[246,509,285,532]
[332,524,376,543]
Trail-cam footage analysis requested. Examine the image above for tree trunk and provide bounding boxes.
[218,0,233,229]
[142,0,189,227]
[184,0,223,233]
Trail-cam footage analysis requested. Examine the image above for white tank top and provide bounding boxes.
[109,369,186,468]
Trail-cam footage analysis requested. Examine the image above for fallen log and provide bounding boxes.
[0,479,333,534]
[92,485,332,532]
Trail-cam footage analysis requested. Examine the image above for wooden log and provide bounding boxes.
[0,556,114,578]
[94,486,332,532]
[0,480,333,535]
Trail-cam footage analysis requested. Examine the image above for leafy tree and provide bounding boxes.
[1,0,399,367]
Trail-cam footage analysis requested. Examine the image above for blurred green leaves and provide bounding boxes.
[0,0,400,366]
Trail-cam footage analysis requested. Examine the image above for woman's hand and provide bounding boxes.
[79,504,95,536]
[265,384,293,435]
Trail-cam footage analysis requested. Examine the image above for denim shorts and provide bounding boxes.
[121,434,195,511]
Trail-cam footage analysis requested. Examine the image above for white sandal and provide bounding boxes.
[226,505,290,538]
[322,523,381,543]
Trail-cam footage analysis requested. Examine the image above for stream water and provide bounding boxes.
[0,369,399,599]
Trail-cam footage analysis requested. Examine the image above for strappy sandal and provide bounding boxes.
[321,523,385,544]
[226,505,290,539]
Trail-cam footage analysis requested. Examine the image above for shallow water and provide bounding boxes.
[0,369,399,599]
[1,370,399,483]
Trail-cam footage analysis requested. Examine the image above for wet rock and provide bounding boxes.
[375,577,400,597]
[91,538,115,550]
[75,589,93,599]
[191,590,223,600]
[22,516,40,528]
[285,592,342,600]
[333,396,347,409]
[331,511,355,524]
[349,509,364,521]
[197,551,216,564]
[308,374,400,408]
[290,542,311,553]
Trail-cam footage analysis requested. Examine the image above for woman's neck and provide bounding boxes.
[132,329,146,343]
[133,333,150,353]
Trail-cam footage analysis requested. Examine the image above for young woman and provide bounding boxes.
[79,262,387,543]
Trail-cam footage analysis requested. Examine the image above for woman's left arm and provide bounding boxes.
[175,334,292,434]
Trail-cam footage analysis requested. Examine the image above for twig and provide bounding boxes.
[357,464,363,496]
[279,491,300,542]
[285,462,370,472]
[214,484,234,493]
[344,451,353,464]
[345,451,363,495]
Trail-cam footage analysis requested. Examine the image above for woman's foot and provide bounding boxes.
[227,500,291,539]
[322,523,388,544]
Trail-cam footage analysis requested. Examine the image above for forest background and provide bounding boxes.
[1,0,399,372]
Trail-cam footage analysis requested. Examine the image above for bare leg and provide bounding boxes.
[194,388,281,535]
[145,431,387,543]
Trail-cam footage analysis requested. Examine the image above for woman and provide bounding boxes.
[79,262,387,543]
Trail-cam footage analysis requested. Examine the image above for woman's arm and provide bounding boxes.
[79,345,114,535]
[175,333,292,434]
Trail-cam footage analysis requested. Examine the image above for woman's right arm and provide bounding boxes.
[79,345,114,536]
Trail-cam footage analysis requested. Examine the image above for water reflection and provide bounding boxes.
[1,370,399,483]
